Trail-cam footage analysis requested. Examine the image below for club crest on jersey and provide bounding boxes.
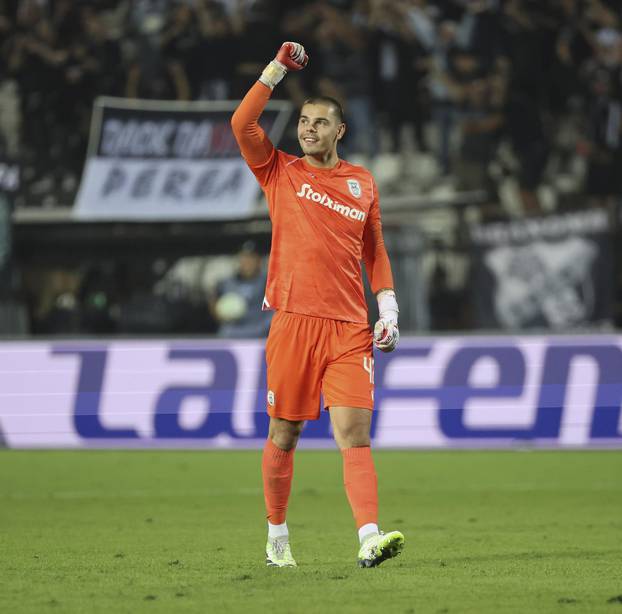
[346,179,362,199]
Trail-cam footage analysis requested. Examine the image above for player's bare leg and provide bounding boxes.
[263,417,304,567]
[268,417,304,451]
[330,406,404,567]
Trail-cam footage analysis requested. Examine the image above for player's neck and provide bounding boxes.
[303,150,340,169]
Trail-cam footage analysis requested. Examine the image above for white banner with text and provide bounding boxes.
[74,98,292,221]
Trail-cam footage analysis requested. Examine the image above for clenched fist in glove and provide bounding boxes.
[373,290,399,353]
[259,42,308,90]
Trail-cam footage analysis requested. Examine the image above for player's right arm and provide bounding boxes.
[231,42,308,182]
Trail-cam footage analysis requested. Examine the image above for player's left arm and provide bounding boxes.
[362,181,399,352]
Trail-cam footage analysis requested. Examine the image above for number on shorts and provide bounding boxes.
[363,356,374,384]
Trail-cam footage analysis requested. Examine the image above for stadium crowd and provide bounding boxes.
[0,0,620,210]
[1,0,622,336]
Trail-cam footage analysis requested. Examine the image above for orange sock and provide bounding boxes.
[262,439,295,524]
[341,446,378,528]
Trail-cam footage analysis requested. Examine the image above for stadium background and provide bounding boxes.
[0,1,621,612]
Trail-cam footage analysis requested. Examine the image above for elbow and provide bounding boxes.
[230,110,242,139]
[231,104,251,141]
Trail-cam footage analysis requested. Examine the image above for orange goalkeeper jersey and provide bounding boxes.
[231,82,394,324]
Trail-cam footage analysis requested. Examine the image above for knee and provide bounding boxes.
[333,424,370,449]
[269,419,304,451]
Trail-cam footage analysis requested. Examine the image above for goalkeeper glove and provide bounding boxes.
[259,42,308,90]
[373,289,399,353]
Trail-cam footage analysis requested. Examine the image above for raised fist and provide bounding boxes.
[259,42,308,89]
[275,42,308,71]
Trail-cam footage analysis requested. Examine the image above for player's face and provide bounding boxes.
[297,103,345,157]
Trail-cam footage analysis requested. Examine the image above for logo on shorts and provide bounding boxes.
[346,179,362,199]
[267,390,275,406]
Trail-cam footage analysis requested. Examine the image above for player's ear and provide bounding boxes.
[336,122,346,141]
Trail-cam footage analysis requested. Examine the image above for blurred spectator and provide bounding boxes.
[500,0,555,214]
[190,0,237,100]
[455,67,505,192]
[367,0,429,156]
[425,18,459,176]
[549,0,593,113]
[579,27,622,210]
[229,0,282,99]
[125,0,191,100]
[210,241,272,338]
[78,263,121,334]
[453,0,504,70]
[8,1,70,201]
[0,3,20,158]
[23,266,82,334]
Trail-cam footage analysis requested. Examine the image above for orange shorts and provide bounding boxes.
[265,311,374,421]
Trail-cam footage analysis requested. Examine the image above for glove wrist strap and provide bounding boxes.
[377,290,399,324]
[259,60,287,89]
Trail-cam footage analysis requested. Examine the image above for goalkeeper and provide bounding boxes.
[231,42,403,568]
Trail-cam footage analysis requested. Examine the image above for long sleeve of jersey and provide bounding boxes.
[362,183,394,294]
[230,81,275,174]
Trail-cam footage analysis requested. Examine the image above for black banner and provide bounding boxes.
[470,210,614,329]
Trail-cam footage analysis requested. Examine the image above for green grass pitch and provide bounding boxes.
[1,449,621,613]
